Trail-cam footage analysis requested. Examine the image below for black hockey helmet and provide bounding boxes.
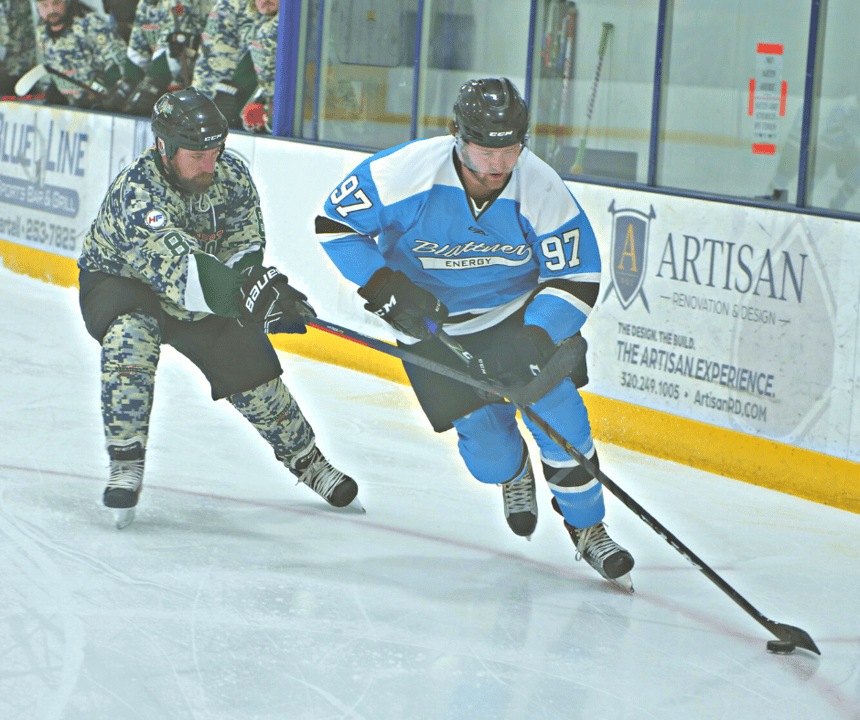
[151,87,228,162]
[453,77,529,148]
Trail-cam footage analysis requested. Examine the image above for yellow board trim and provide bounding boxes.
[273,330,859,515]
[0,238,80,288]
[4,240,856,514]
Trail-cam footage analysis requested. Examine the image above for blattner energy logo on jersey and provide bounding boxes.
[411,239,532,269]
[603,200,655,311]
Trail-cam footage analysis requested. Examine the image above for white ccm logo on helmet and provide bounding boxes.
[488,130,514,137]
[204,134,224,142]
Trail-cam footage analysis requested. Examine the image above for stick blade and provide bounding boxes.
[772,623,820,655]
[15,64,47,96]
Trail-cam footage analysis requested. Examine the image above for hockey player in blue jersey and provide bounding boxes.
[315,77,634,589]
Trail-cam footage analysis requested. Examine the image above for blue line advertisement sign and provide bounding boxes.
[0,103,117,258]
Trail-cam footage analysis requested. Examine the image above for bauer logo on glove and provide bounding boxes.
[243,266,280,314]
[239,266,316,334]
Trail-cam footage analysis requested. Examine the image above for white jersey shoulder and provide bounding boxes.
[507,150,581,237]
[368,136,458,207]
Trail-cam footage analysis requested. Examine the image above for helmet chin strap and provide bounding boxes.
[453,134,472,171]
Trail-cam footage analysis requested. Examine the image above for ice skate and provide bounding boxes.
[500,460,537,539]
[553,498,634,591]
[292,446,362,511]
[103,438,145,529]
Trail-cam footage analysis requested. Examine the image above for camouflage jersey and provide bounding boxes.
[126,0,164,76]
[37,11,127,103]
[126,0,213,84]
[79,147,266,322]
[157,0,215,83]
[0,0,38,83]
[242,6,278,114]
[191,0,245,97]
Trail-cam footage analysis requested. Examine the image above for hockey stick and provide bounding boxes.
[431,328,820,656]
[14,63,106,98]
[551,3,577,167]
[570,22,613,174]
[307,317,586,409]
[14,64,49,96]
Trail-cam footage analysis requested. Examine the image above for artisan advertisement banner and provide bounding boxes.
[575,184,860,464]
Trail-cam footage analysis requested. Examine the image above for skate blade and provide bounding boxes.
[609,572,634,593]
[113,508,135,529]
[342,497,366,514]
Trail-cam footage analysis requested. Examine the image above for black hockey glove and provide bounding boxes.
[123,77,167,117]
[76,76,107,109]
[239,266,316,335]
[43,81,69,107]
[0,71,14,97]
[102,76,135,112]
[167,31,201,60]
[469,325,557,387]
[213,81,242,126]
[358,267,448,340]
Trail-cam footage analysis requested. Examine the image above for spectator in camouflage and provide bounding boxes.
[35,0,128,107]
[102,0,140,44]
[125,0,163,75]
[105,0,214,116]
[237,0,279,133]
[191,0,245,98]
[208,0,278,132]
[0,0,39,97]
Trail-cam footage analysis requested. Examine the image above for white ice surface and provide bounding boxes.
[1,264,858,720]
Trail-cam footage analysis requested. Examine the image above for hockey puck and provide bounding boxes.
[766,640,796,654]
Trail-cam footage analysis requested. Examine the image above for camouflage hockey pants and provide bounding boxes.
[79,270,314,462]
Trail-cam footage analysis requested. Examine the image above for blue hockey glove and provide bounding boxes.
[358,267,448,340]
[239,266,316,334]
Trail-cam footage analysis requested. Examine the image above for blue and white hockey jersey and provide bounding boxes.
[316,135,601,344]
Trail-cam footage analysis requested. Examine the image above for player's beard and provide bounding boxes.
[463,166,510,198]
[46,12,64,30]
[176,172,215,194]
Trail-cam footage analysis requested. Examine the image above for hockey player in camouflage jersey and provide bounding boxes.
[35,0,127,106]
[0,0,39,96]
[78,88,360,528]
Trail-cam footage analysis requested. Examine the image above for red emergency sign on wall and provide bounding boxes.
[749,43,787,154]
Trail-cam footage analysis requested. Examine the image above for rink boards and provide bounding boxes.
[0,102,857,513]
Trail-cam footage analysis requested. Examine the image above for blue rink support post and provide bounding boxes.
[428,327,821,657]
[272,0,303,138]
